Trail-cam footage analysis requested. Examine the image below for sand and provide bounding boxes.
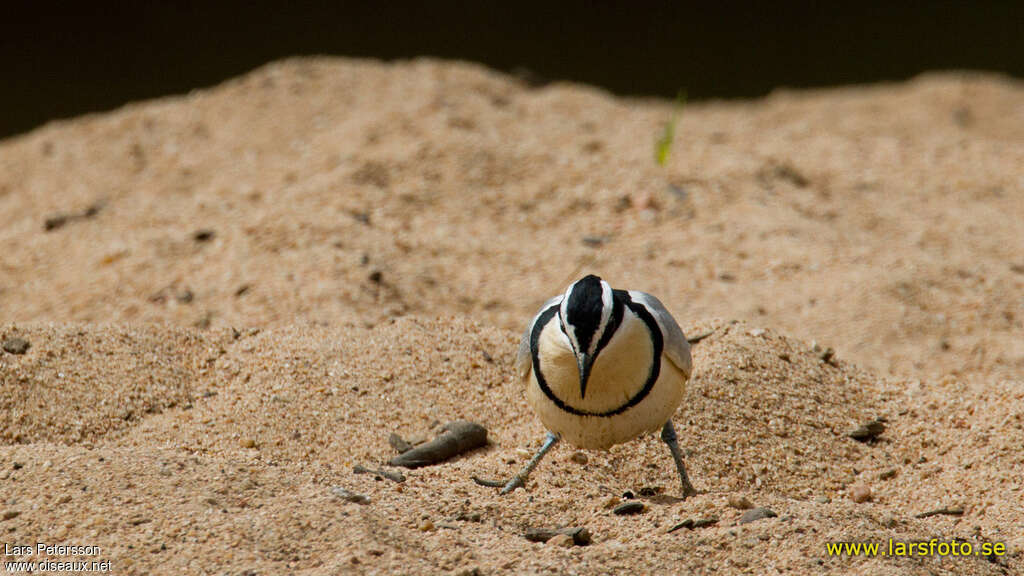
[0,57,1022,575]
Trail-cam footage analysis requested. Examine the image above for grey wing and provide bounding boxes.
[516,295,563,379]
[628,290,693,378]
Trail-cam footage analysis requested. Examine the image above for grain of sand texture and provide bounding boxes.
[1,58,1022,575]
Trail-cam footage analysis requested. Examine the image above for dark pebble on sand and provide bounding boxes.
[848,419,886,442]
[2,338,30,355]
[613,501,645,516]
[739,507,778,524]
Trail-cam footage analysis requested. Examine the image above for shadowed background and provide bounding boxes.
[3,1,1023,139]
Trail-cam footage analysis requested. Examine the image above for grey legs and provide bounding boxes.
[473,432,560,494]
[476,425,695,498]
[661,420,697,498]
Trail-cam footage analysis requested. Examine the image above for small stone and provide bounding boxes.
[524,526,590,546]
[613,501,645,516]
[727,494,753,510]
[602,497,620,509]
[849,485,872,503]
[667,516,719,533]
[568,451,588,465]
[548,533,574,548]
[691,517,718,529]
[44,213,70,231]
[388,432,413,454]
[568,527,592,546]
[2,338,30,355]
[330,486,370,505]
[240,438,257,449]
[813,495,830,504]
[914,506,964,519]
[418,520,435,532]
[193,229,215,242]
[748,328,766,337]
[819,347,836,365]
[848,419,885,442]
[353,464,405,483]
[878,468,898,480]
[739,507,777,524]
[2,510,20,521]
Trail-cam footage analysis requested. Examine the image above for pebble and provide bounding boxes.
[819,347,837,365]
[330,486,370,505]
[2,510,20,521]
[848,419,885,442]
[637,486,661,497]
[548,534,574,548]
[388,432,414,454]
[914,506,963,519]
[849,485,872,503]
[418,520,435,532]
[353,464,406,483]
[613,501,645,516]
[739,507,777,524]
[727,494,753,510]
[2,338,30,355]
[813,495,830,504]
[524,526,591,546]
[667,516,719,533]
[193,229,215,242]
[240,437,257,449]
[568,451,588,465]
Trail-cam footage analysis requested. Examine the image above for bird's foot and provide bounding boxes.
[471,474,525,495]
[679,480,698,500]
[472,432,559,496]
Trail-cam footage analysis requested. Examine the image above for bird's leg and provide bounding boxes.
[661,420,697,498]
[473,432,559,495]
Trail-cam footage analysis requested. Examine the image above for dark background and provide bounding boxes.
[3,2,1023,139]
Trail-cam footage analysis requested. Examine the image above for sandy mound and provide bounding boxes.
[0,58,1021,574]
[2,319,1020,574]
[1,59,1021,384]
[1,324,228,444]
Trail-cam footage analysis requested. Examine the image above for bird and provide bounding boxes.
[475,274,697,497]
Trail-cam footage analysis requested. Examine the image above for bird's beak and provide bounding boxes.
[577,353,593,399]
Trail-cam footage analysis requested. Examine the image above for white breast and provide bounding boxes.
[525,310,688,449]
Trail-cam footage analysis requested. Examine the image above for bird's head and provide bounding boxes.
[559,274,615,399]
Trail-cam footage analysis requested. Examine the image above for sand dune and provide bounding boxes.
[1,58,1022,574]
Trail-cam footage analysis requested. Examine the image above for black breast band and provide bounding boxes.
[530,293,663,417]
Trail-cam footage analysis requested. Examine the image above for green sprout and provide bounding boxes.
[655,90,687,167]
